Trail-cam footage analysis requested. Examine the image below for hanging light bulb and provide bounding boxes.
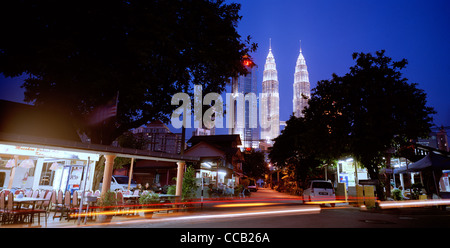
[5,159,15,168]
[19,159,35,168]
[49,162,61,171]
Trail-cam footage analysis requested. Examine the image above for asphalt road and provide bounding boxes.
[97,188,450,228]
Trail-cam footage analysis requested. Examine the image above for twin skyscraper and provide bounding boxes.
[230,40,310,148]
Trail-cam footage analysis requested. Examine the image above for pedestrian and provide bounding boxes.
[144,182,151,191]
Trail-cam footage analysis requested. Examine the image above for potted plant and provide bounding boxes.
[96,190,117,223]
[411,183,424,200]
[182,166,199,199]
[139,191,160,219]
[391,188,403,201]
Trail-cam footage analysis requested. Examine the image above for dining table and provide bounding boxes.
[122,194,140,206]
[5,196,44,224]
[6,196,43,209]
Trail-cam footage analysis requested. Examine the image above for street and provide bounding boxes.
[88,187,450,228]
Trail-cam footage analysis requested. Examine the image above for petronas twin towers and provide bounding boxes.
[229,40,310,147]
[261,40,310,144]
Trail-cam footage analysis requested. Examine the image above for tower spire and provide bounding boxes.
[269,38,272,51]
[293,40,310,118]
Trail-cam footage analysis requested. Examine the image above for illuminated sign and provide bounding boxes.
[0,144,100,161]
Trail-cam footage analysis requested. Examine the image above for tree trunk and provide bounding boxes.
[366,165,385,201]
[92,155,106,191]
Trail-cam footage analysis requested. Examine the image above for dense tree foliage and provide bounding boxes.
[270,50,435,199]
[242,150,268,180]
[0,0,256,145]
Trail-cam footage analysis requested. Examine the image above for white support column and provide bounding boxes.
[32,158,44,190]
[7,156,18,189]
[101,154,116,195]
[400,173,405,189]
[176,161,186,197]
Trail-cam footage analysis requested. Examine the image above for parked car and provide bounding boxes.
[100,175,137,191]
[302,180,336,206]
[248,179,258,192]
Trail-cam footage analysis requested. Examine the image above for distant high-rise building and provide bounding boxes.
[261,40,280,144]
[437,127,449,152]
[293,41,310,118]
[229,55,259,149]
[132,120,183,154]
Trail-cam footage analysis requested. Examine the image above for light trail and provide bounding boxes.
[214,202,282,208]
[168,206,321,221]
[70,207,182,218]
[65,205,321,227]
[304,200,348,205]
[378,199,450,209]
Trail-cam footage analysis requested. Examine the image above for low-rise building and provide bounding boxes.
[184,135,244,194]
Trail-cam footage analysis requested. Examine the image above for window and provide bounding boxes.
[39,162,55,186]
[312,182,333,189]
[113,176,137,185]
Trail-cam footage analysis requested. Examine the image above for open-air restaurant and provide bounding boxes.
[0,132,197,227]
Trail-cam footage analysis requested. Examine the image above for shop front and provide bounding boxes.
[184,135,244,197]
[0,133,199,196]
[337,157,369,195]
[197,160,235,192]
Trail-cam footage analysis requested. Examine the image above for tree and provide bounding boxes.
[182,165,198,200]
[0,0,257,145]
[242,150,268,180]
[303,50,435,199]
[92,131,149,190]
[269,115,327,186]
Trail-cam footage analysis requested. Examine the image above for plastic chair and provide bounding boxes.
[0,192,5,224]
[5,192,32,224]
[53,190,70,220]
[31,190,39,198]
[116,191,124,206]
[62,191,71,220]
[53,190,64,220]
[32,191,53,227]
[25,189,33,197]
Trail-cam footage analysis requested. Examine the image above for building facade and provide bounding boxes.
[293,42,310,118]
[417,127,450,152]
[185,135,244,193]
[260,41,280,144]
[132,120,183,154]
[229,55,259,149]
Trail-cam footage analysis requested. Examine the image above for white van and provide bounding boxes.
[248,178,258,192]
[100,175,137,191]
[302,180,336,206]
